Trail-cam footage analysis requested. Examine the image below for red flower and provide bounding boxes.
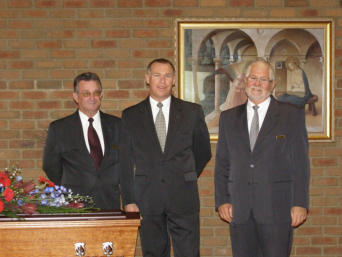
[20,203,38,215]
[4,188,14,202]
[0,200,4,213]
[39,176,55,187]
[0,172,10,187]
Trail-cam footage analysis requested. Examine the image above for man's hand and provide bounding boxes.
[291,206,307,227]
[124,203,140,212]
[218,203,233,223]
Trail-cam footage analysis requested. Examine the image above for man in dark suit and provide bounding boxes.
[215,59,310,257]
[43,72,121,210]
[120,58,211,257]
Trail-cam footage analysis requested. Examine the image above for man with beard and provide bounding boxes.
[215,59,310,257]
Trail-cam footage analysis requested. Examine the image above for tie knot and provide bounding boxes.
[157,102,163,109]
[88,118,94,124]
[253,105,259,111]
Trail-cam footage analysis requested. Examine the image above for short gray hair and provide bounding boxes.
[245,59,275,81]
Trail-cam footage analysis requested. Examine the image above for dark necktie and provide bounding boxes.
[88,118,103,170]
[249,105,259,151]
[155,102,166,152]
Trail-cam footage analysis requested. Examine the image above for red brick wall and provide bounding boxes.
[0,0,341,256]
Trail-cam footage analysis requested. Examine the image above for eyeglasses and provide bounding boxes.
[151,73,174,79]
[247,76,272,85]
[78,90,102,97]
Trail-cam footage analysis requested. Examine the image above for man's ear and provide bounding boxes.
[243,74,248,84]
[72,92,79,104]
[145,74,150,86]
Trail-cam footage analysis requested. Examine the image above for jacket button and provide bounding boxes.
[161,179,165,183]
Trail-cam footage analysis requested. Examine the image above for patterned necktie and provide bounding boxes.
[155,102,166,152]
[249,105,259,151]
[88,118,103,170]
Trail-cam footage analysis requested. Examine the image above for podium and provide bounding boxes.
[0,210,140,257]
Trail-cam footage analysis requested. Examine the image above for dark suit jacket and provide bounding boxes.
[43,111,121,210]
[215,97,310,224]
[120,96,211,215]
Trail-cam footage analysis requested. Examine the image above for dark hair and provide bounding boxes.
[73,72,102,93]
[146,58,175,74]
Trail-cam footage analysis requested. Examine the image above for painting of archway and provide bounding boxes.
[177,20,333,141]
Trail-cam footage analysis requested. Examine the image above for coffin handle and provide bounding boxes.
[74,242,85,256]
[102,241,113,256]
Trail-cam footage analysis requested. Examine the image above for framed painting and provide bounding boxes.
[176,19,334,142]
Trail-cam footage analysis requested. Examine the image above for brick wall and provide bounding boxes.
[0,0,341,256]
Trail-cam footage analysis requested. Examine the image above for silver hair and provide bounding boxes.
[245,59,275,81]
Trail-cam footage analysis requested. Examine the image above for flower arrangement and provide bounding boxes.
[0,165,95,218]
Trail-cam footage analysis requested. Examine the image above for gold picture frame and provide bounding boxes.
[176,19,334,142]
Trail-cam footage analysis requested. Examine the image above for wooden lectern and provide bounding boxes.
[0,210,140,257]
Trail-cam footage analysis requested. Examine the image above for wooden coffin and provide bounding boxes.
[0,210,140,257]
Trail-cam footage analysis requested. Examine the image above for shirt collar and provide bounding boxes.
[247,96,271,109]
[78,110,100,123]
[149,96,171,109]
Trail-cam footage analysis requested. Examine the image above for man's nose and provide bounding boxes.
[89,93,97,99]
[254,79,262,86]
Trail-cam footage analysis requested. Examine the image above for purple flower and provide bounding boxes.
[44,187,54,194]
[17,199,24,206]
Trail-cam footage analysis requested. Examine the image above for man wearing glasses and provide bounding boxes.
[215,59,310,257]
[43,72,121,210]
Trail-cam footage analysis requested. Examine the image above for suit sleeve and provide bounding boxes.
[291,108,310,209]
[42,124,63,185]
[192,106,211,176]
[119,111,135,206]
[214,112,231,210]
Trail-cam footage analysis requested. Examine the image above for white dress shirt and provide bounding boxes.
[150,96,171,134]
[79,110,105,155]
[247,97,271,133]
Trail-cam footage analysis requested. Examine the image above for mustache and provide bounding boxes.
[249,86,263,91]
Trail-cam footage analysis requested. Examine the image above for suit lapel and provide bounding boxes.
[238,104,251,151]
[139,98,163,153]
[254,97,280,150]
[70,111,92,159]
[100,112,111,162]
[164,96,182,154]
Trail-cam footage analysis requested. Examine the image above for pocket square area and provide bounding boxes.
[276,135,285,140]
[112,145,120,150]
